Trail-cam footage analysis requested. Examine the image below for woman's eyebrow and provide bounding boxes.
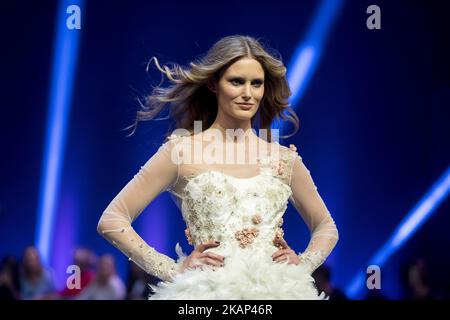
[227,76,265,81]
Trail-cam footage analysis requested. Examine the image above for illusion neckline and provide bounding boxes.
[183,170,292,190]
[187,170,266,182]
[168,169,292,202]
[180,135,278,147]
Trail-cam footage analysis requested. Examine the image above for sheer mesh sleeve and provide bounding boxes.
[287,148,339,273]
[97,138,182,282]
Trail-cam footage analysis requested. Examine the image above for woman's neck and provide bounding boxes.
[209,119,252,132]
[207,122,258,144]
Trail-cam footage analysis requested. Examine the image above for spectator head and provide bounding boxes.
[74,248,97,271]
[22,246,43,276]
[96,254,116,286]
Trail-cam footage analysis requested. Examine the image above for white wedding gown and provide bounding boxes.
[97,132,339,300]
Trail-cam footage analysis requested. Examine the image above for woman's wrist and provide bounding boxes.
[297,250,327,273]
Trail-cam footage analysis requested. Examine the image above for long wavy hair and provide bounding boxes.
[125,35,299,142]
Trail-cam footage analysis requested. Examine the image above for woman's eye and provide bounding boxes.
[229,79,263,87]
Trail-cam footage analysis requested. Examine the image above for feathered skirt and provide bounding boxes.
[148,244,327,300]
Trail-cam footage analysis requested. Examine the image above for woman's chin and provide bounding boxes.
[231,110,256,120]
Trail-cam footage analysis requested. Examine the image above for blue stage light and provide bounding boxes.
[35,0,84,265]
[273,0,344,133]
[346,166,450,298]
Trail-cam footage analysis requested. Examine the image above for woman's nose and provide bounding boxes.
[242,84,252,98]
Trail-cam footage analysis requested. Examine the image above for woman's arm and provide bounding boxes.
[97,138,181,282]
[288,148,339,273]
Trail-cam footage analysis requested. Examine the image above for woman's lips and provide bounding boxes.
[236,103,254,110]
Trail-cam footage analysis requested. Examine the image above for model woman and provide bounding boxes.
[97,35,339,299]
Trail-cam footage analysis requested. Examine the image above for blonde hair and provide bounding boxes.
[125,35,299,142]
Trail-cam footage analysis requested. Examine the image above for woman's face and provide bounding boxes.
[214,57,265,121]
